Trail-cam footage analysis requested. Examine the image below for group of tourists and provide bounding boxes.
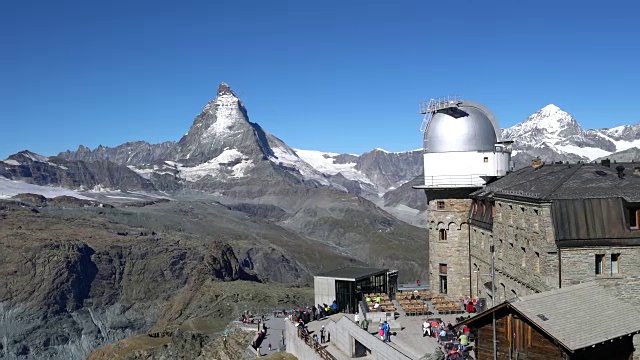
[365,294,386,312]
[462,298,476,313]
[288,300,339,327]
[421,318,471,359]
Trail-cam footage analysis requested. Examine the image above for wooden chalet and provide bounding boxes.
[457,282,640,360]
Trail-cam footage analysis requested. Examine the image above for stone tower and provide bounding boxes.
[414,96,512,298]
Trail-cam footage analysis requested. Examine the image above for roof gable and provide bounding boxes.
[459,283,640,351]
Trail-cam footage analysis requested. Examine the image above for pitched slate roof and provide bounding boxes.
[316,267,388,280]
[473,162,640,202]
[459,282,640,351]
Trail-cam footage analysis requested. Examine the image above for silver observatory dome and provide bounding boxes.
[423,100,502,153]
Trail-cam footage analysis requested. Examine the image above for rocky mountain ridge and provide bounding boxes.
[0,200,267,359]
[0,82,432,359]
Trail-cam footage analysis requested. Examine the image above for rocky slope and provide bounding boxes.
[0,199,316,359]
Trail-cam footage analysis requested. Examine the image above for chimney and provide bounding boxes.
[616,165,625,179]
[601,159,611,168]
[532,159,543,169]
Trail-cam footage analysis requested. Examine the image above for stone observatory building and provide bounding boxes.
[414,95,513,297]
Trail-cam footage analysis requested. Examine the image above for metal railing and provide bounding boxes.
[419,95,463,132]
[299,330,337,360]
[422,174,486,187]
[419,94,463,114]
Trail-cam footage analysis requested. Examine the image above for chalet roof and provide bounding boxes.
[472,162,640,202]
[315,267,388,281]
[459,282,640,352]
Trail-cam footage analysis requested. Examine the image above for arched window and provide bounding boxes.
[439,229,447,240]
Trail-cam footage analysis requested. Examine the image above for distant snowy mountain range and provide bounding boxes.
[502,104,640,166]
[1,84,639,227]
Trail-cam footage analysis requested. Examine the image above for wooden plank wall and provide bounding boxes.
[476,315,565,360]
[476,312,635,360]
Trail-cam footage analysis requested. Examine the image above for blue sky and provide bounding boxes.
[1,0,639,158]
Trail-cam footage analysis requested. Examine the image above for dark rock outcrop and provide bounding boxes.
[0,202,259,359]
[353,149,423,190]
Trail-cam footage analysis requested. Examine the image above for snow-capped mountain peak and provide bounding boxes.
[217,81,236,97]
[520,104,580,136]
[503,104,640,164]
[502,104,585,148]
[197,82,247,138]
[539,103,560,115]
[176,82,271,167]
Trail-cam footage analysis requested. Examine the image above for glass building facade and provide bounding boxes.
[335,272,388,313]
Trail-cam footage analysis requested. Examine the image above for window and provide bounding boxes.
[595,254,604,275]
[483,157,489,163]
[439,263,448,274]
[472,200,478,214]
[439,275,448,294]
[629,208,640,229]
[611,254,620,275]
[521,247,527,267]
[439,229,447,241]
[534,252,540,273]
[437,201,445,210]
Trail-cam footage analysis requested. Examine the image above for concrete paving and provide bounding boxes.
[389,304,476,359]
[276,301,476,359]
[305,314,353,360]
[257,316,287,355]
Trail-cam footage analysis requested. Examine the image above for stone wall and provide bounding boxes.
[427,198,471,297]
[284,320,324,360]
[560,246,640,306]
[467,197,640,359]
[284,315,412,360]
[559,246,640,360]
[470,199,557,303]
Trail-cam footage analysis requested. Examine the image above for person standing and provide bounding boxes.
[320,326,326,344]
[458,332,469,351]
[422,319,430,337]
[383,321,390,342]
[354,312,360,326]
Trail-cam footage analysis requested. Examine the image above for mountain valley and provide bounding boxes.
[1,83,640,359]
